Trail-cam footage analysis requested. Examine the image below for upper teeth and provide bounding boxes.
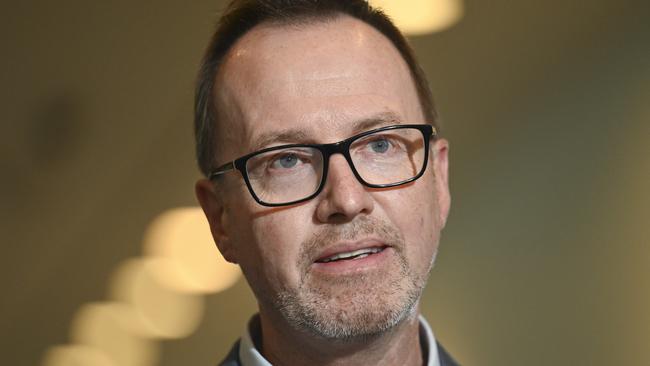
[320,247,382,263]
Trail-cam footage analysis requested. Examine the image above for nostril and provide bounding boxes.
[327,212,354,224]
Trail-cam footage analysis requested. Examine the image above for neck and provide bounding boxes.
[257,308,424,366]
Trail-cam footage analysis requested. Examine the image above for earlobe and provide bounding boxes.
[195,178,238,264]
[432,139,451,228]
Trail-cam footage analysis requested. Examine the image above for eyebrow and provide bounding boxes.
[249,111,403,151]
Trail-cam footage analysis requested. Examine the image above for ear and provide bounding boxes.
[195,178,238,263]
[432,138,451,228]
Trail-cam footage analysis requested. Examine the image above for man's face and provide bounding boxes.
[197,15,450,340]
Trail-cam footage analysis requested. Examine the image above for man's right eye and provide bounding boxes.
[270,153,300,169]
[368,138,391,153]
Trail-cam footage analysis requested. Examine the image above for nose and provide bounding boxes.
[315,154,374,223]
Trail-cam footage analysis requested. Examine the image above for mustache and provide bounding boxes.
[299,216,405,266]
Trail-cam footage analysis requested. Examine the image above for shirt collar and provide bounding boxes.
[239,314,440,366]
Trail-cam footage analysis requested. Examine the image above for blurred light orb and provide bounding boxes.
[41,344,115,366]
[70,302,158,366]
[110,259,204,339]
[143,207,241,294]
[370,0,463,35]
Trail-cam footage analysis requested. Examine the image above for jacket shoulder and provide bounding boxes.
[218,340,241,366]
[437,341,461,366]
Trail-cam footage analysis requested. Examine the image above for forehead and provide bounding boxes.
[214,15,422,159]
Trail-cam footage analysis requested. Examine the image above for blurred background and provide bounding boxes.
[1,0,649,365]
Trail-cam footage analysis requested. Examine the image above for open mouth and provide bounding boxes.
[315,246,387,264]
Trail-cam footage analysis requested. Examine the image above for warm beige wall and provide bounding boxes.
[1,1,648,365]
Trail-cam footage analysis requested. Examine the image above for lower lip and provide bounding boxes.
[311,247,393,275]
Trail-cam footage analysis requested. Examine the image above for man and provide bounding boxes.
[194,1,456,365]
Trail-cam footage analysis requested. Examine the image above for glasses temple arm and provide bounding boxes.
[208,161,235,180]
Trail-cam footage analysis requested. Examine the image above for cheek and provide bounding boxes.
[245,208,312,286]
[380,175,440,266]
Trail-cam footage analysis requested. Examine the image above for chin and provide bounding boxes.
[274,266,425,341]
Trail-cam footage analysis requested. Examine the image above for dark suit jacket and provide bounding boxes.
[218,339,460,366]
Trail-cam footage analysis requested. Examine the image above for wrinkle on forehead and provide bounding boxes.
[213,15,422,160]
[249,110,403,152]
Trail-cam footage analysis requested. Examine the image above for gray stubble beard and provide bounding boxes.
[273,217,435,342]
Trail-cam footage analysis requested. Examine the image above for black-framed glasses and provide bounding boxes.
[209,124,436,207]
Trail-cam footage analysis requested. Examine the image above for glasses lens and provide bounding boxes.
[350,127,426,185]
[245,146,323,204]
